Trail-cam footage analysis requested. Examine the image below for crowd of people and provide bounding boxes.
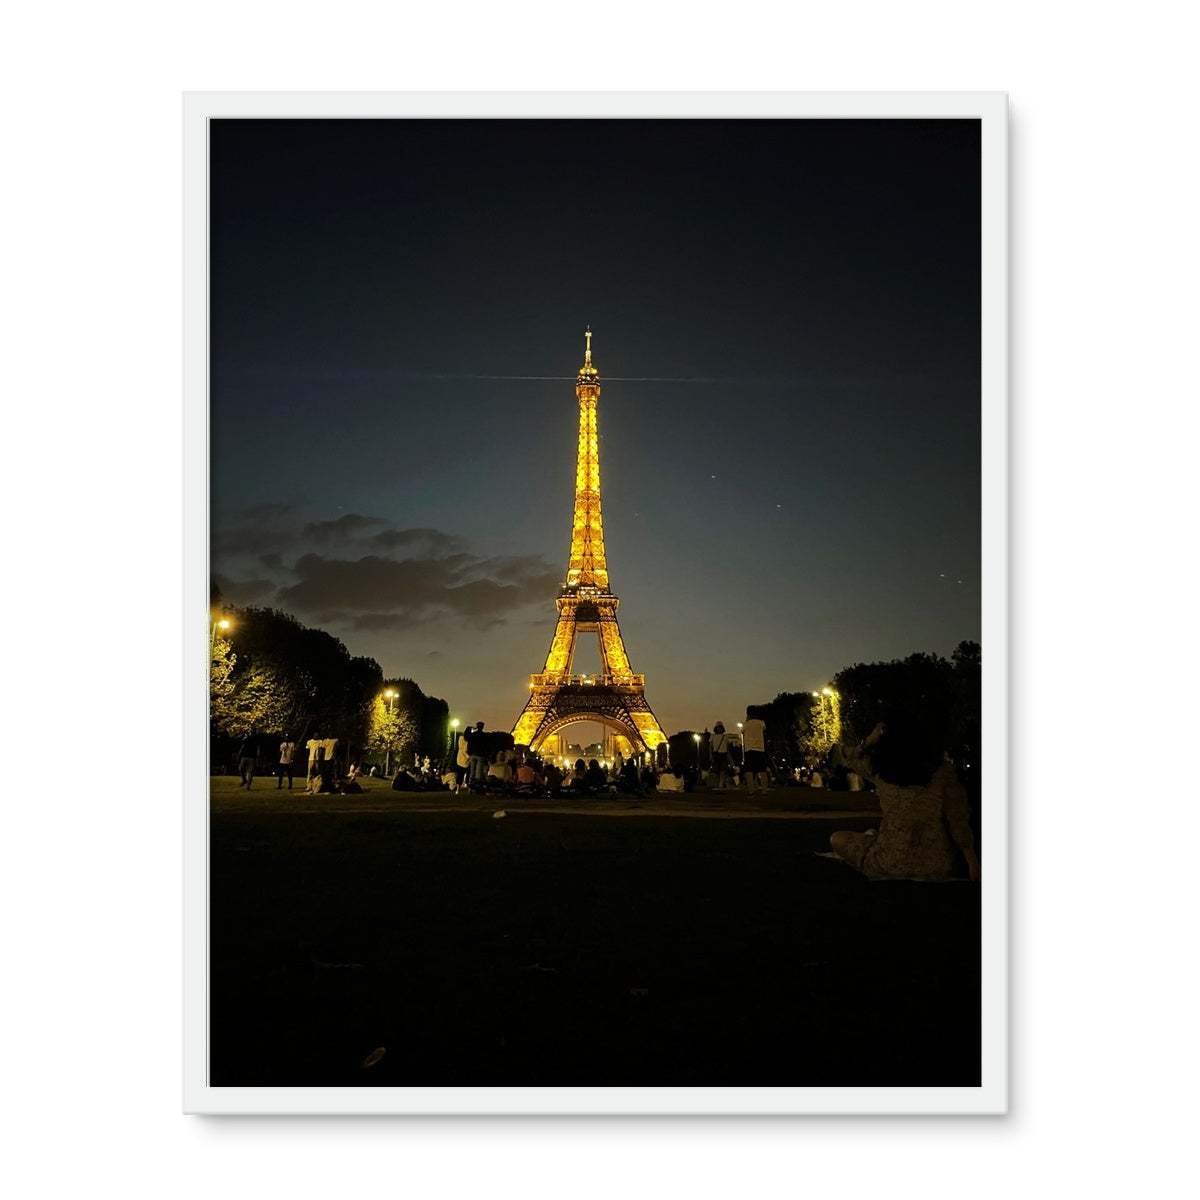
[229,703,980,882]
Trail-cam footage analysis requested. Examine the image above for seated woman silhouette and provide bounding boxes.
[828,718,980,882]
[582,758,609,792]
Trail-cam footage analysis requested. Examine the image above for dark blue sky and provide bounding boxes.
[210,118,981,737]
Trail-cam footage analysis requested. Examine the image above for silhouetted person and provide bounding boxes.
[454,726,470,791]
[583,758,608,792]
[488,752,513,785]
[277,738,296,790]
[656,764,684,793]
[741,706,770,795]
[710,722,733,789]
[465,721,488,784]
[237,734,259,788]
[617,759,643,796]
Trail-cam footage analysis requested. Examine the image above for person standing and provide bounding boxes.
[454,726,471,792]
[710,721,732,790]
[237,733,259,789]
[741,706,770,795]
[277,737,296,790]
[465,721,488,785]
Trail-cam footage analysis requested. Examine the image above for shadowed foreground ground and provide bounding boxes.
[210,782,980,1087]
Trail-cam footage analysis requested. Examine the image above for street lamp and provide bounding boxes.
[209,615,230,654]
[384,689,397,776]
[449,717,459,761]
[693,732,701,769]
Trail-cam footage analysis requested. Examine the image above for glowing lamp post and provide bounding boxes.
[384,689,397,775]
[449,718,460,761]
[693,732,701,770]
[209,616,230,653]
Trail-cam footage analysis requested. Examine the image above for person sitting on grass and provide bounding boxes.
[565,759,588,792]
[487,752,513,786]
[827,718,980,882]
[390,766,423,791]
[542,761,564,794]
[617,759,644,796]
[583,758,610,793]
[656,764,684,793]
[309,764,339,794]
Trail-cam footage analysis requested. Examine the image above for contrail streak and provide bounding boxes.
[419,373,787,384]
[219,364,797,385]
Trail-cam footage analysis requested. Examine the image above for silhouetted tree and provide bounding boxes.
[833,645,980,777]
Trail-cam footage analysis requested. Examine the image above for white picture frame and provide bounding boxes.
[184,90,1007,1116]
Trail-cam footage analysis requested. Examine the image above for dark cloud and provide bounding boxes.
[238,502,297,522]
[479,554,558,583]
[212,574,277,604]
[303,514,388,541]
[370,527,466,555]
[276,552,557,629]
[350,612,408,632]
[213,508,559,633]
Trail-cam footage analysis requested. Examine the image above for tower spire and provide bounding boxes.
[578,327,598,382]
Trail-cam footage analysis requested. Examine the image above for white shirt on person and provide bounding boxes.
[741,719,766,753]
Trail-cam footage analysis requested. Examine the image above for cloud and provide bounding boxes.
[370,527,466,555]
[303,514,389,541]
[277,552,558,629]
[211,573,277,604]
[211,508,559,633]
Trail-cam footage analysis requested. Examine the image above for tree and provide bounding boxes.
[832,647,980,773]
[667,729,706,770]
[366,692,413,771]
[745,692,818,768]
[419,693,451,763]
[799,690,840,763]
[210,634,237,714]
[209,603,384,769]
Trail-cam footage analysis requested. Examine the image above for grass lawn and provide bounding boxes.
[209,777,980,1087]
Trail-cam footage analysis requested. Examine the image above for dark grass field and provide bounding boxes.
[210,788,980,1087]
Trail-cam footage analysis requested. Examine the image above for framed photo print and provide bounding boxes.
[185,90,1007,1115]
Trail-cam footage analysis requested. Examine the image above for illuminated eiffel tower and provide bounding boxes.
[512,330,667,759]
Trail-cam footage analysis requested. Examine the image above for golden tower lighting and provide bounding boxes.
[511,331,666,758]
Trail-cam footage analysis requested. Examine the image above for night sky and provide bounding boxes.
[210,118,981,739]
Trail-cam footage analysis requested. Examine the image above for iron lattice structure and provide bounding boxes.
[511,331,667,758]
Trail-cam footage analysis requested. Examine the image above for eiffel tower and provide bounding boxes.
[511,331,667,759]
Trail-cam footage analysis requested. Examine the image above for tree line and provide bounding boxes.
[210,605,448,772]
[667,640,982,794]
[210,594,980,795]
